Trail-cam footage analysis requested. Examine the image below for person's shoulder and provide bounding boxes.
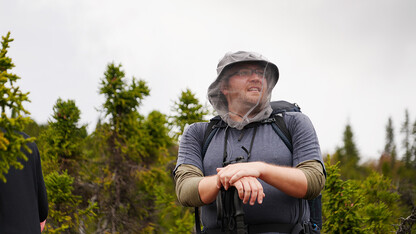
[284,111,309,121]
[191,121,210,128]
[178,122,211,150]
[185,121,209,132]
[283,111,315,129]
[182,122,210,139]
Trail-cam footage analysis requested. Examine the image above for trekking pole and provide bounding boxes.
[233,188,247,234]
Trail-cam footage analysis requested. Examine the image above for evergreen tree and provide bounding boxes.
[170,88,208,139]
[335,123,362,179]
[142,110,173,162]
[384,117,397,169]
[322,156,401,233]
[0,32,34,182]
[322,156,364,233]
[39,99,95,233]
[93,63,191,232]
[40,98,87,175]
[401,109,412,168]
[358,171,400,233]
[379,117,398,177]
[43,171,96,234]
[95,62,153,232]
[138,111,194,233]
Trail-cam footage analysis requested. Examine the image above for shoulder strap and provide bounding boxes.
[270,113,293,154]
[270,100,301,114]
[291,199,306,234]
[268,100,300,154]
[201,116,221,158]
[195,207,202,234]
[308,194,323,230]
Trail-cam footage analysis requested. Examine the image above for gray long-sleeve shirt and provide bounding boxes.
[174,112,324,229]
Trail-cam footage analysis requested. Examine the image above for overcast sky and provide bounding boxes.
[1,0,415,162]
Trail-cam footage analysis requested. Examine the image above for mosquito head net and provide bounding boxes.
[208,51,279,129]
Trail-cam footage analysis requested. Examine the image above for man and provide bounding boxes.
[0,132,48,233]
[174,51,325,233]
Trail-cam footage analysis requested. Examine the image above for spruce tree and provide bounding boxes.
[322,156,363,233]
[40,98,87,175]
[170,88,208,139]
[95,62,153,232]
[94,63,194,232]
[401,109,412,168]
[383,117,397,174]
[0,32,34,182]
[322,156,401,233]
[39,98,95,233]
[384,117,397,160]
[335,123,361,179]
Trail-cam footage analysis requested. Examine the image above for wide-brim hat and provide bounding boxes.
[213,51,279,89]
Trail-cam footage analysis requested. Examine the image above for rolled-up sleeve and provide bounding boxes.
[174,164,205,207]
[296,160,325,200]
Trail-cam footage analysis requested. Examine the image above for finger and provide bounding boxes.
[216,169,227,189]
[229,171,245,185]
[221,175,231,190]
[216,174,222,189]
[252,178,264,204]
[219,169,238,190]
[240,178,251,204]
[233,181,244,200]
[227,166,260,185]
[247,178,259,205]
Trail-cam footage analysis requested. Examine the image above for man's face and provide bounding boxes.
[221,63,268,112]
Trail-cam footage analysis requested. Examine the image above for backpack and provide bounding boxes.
[195,100,323,233]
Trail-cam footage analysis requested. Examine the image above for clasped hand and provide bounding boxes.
[216,162,265,205]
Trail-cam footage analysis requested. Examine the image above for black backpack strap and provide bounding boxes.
[270,113,293,153]
[291,199,306,234]
[308,194,323,230]
[270,100,301,114]
[202,116,221,158]
[195,207,202,234]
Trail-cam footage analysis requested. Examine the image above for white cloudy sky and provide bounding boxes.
[1,0,415,162]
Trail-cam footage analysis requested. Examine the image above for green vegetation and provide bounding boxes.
[170,88,208,139]
[2,32,416,233]
[0,32,34,182]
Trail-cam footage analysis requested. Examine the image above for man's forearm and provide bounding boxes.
[258,162,308,198]
[198,175,220,204]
